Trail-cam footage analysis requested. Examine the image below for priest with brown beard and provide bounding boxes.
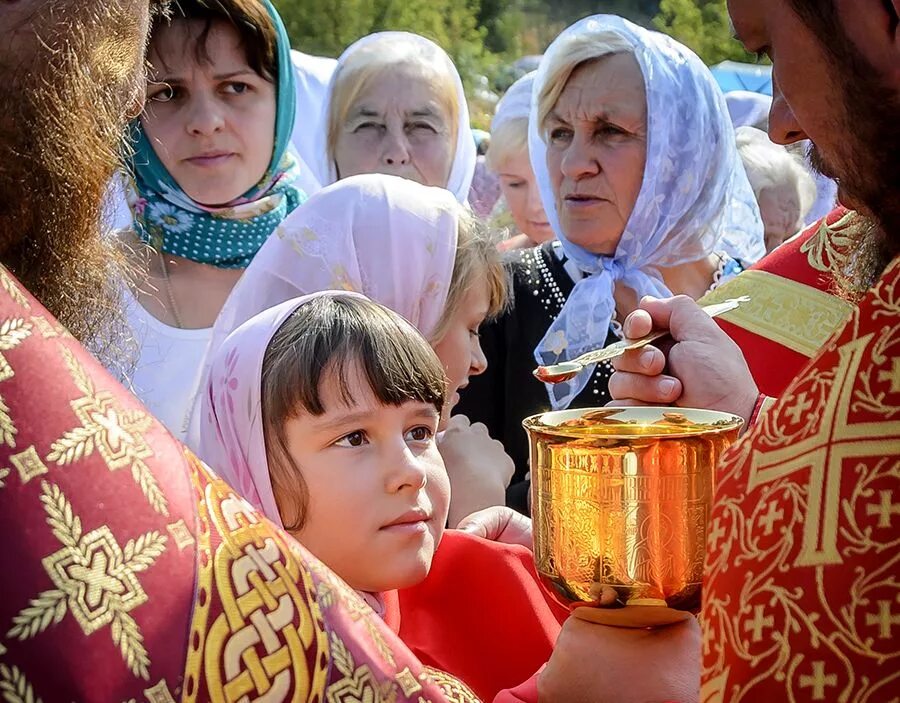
[0,2,477,701]
[531,0,900,701]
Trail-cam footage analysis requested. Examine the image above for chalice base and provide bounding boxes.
[571,604,693,628]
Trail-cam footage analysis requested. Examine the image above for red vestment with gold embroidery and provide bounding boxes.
[701,254,900,700]
[0,267,479,702]
[704,208,858,397]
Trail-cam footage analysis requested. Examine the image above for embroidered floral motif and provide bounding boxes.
[799,210,856,275]
[0,663,42,703]
[0,317,33,449]
[45,346,166,515]
[420,667,479,703]
[326,632,384,703]
[8,481,166,680]
[0,268,30,310]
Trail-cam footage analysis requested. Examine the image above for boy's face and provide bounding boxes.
[282,362,449,593]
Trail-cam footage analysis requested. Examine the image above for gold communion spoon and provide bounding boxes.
[533,296,750,384]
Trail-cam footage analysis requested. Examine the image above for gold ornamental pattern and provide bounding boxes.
[7,481,166,680]
[45,346,166,515]
[701,257,900,702]
[184,452,330,703]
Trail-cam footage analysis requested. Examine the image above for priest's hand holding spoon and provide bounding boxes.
[608,295,761,425]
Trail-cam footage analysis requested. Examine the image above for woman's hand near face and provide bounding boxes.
[438,415,515,528]
[537,616,702,703]
[608,296,759,423]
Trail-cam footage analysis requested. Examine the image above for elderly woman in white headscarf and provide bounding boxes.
[736,126,817,252]
[455,15,765,512]
[485,72,554,250]
[308,32,476,203]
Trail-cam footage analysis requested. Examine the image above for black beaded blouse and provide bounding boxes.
[454,241,618,512]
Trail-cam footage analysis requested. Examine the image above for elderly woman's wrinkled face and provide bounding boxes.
[545,54,647,255]
[334,66,455,189]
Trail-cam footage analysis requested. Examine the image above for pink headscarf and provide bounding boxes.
[206,173,460,364]
[198,293,367,525]
[192,173,460,478]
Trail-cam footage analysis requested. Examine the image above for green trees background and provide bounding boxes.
[273,0,754,126]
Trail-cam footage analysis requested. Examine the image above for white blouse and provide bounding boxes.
[119,286,212,445]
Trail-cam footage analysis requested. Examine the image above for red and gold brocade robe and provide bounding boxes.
[701,254,900,700]
[0,267,479,703]
[702,208,859,397]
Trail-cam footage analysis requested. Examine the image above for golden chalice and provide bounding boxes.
[523,407,742,627]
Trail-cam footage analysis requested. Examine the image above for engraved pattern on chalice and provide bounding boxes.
[524,407,742,627]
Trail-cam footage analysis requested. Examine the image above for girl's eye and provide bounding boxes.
[335,431,367,448]
[469,327,481,338]
[149,84,176,103]
[505,180,526,189]
[405,426,434,442]
[355,122,382,133]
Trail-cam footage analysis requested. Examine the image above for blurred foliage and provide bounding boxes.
[274,0,756,129]
[653,0,757,64]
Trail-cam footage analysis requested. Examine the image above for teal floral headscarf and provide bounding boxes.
[127,0,305,269]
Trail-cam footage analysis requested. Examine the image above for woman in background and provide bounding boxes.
[117,0,303,441]
[485,73,554,251]
[312,31,476,202]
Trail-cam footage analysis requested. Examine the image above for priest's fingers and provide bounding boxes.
[612,346,667,375]
[626,295,721,344]
[621,306,654,340]
[608,370,682,404]
[606,399,653,408]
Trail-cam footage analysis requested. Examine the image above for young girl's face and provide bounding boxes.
[282,361,450,593]
[431,279,490,420]
[142,19,277,206]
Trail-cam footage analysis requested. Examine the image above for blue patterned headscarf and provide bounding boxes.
[530,15,765,409]
[127,0,305,269]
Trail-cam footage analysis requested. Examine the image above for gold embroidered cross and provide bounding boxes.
[708,517,726,551]
[865,599,900,639]
[65,549,127,608]
[877,357,900,394]
[749,335,900,567]
[758,501,784,536]
[798,661,837,700]
[9,482,166,680]
[784,391,812,425]
[866,489,900,529]
[744,604,774,643]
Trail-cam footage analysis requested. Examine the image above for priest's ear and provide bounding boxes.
[837,0,900,86]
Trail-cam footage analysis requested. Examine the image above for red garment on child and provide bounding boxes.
[395,530,567,702]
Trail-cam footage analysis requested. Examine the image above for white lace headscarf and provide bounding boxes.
[530,15,765,409]
[312,32,476,203]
